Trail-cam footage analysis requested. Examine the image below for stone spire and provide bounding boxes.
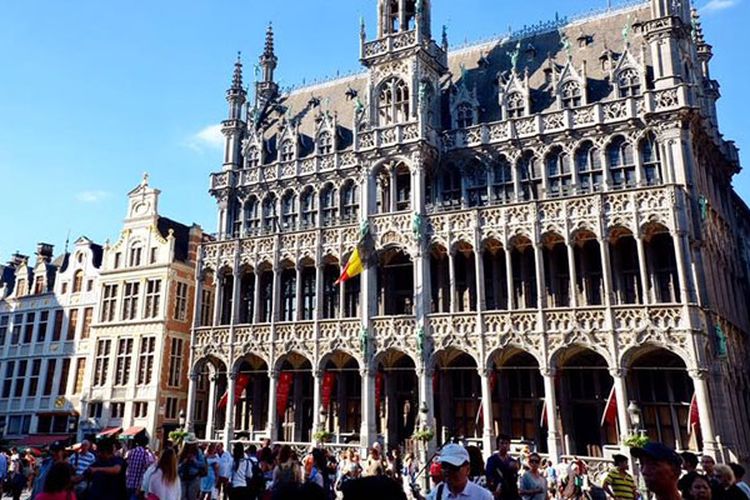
[256,22,279,102]
[226,52,247,120]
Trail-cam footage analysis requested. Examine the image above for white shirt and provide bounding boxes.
[217,452,233,479]
[231,458,253,488]
[426,480,494,500]
[148,469,181,500]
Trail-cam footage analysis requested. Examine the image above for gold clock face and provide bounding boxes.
[54,396,66,409]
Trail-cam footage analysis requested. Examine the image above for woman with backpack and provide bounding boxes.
[271,446,302,492]
[228,444,254,500]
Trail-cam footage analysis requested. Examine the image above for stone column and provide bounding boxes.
[267,370,279,441]
[636,235,650,304]
[534,243,546,310]
[479,368,494,455]
[205,374,218,441]
[213,275,224,327]
[672,230,691,304]
[312,369,323,438]
[295,265,303,321]
[567,242,579,308]
[690,369,719,457]
[600,238,614,306]
[610,368,631,445]
[185,372,199,432]
[360,368,377,455]
[505,247,515,310]
[253,270,261,323]
[223,371,237,448]
[448,249,457,313]
[543,368,561,461]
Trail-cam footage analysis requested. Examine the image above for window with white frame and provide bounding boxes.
[607,136,636,189]
[174,282,189,321]
[23,312,35,343]
[101,284,118,322]
[144,279,161,319]
[27,359,41,398]
[545,147,573,198]
[122,282,140,321]
[492,157,515,203]
[13,360,27,398]
[247,146,260,167]
[93,339,112,386]
[560,81,583,108]
[279,140,295,162]
[300,188,316,228]
[111,402,125,419]
[244,196,261,235]
[617,68,641,98]
[0,316,8,346]
[137,337,156,386]
[200,289,213,327]
[114,338,133,386]
[165,397,179,420]
[506,92,525,118]
[640,133,662,186]
[281,191,298,230]
[2,361,14,398]
[133,401,148,419]
[73,270,84,293]
[575,141,603,193]
[456,103,474,128]
[442,168,462,208]
[320,184,338,226]
[466,162,488,207]
[88,402,103,419]
[518,152,542,201]
[15,278,28,297]
[341,181,359,222]
[318,131,333,155]
[378,77,410,125]
[262,194,278,231]
[37,311,49,342]
[129,245,143,267]
[10,314,22,345]
[168,337,184,387]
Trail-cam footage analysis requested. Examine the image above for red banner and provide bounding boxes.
[375,371,384,410]
[276,371,294,416]
[600,386,617,427]
[217,373,251,410]
[321,372,336,409]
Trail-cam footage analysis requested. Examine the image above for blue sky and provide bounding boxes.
[0,0,748,259]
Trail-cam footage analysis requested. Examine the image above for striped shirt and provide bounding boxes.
[603,469,637,500]
[69,451,96,476]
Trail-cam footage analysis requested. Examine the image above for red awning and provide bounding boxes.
[14,434,71,447]
[121,426,145,437]
[97,427,122,438]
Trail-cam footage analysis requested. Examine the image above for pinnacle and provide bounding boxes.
[264,22,275,58]
[231,51,244,89]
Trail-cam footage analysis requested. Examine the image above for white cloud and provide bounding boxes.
[185,124,224,152]
[75,190,110,203]
[702,0,739,12]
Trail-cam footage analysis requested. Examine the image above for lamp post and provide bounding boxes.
[179,409,186,430]
[627,401,648,498]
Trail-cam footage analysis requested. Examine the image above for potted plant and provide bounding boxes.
[623,433,650,448]
[313,430,333,443]
[412,426,435,443]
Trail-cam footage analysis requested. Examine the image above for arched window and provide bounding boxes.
[456,103,474,128]
[617,68,642,98]
[518,152,542,201]
[244,196,261,235]
[341,181,360,222]
[395,164,411,211]
[378,78,410,125]
[281,191,297,230]
[575,141,603,194]
[73,270,84,293]
[262,194,278,232]
[492,156,514,203]
[247,146,260,167]
[280,267,296,322]
[442,166,462,208]
[466,162,488,207]
[607,136,636,189]
[506,92,525,119]
[640,134,663,186]
[300,187,316,228]
[320,184,338,227]
[280,139,295,162]
[560,81,583,108]
[318,131,333,155]
[545,147,573,198]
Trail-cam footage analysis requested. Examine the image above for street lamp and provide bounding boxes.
[178,409,186,429]
[627,401,642,432]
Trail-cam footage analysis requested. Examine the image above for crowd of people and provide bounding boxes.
[0,432,748,500]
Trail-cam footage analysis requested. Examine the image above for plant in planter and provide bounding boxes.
[623,434,650,448]
[412,427,435,443]
[313,430,333,443]
[169,429,189,446]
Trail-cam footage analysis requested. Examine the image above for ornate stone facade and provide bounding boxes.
[187,0,750,465]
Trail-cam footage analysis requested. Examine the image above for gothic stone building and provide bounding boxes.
[80,178,204,447]
[186,0,750,467]
[0,238,102,445]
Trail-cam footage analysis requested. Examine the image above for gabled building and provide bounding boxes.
[80,176,203,447]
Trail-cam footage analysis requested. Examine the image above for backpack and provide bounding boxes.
[248,458,265,494]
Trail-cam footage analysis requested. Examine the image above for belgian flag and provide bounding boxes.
[336,222,374,285]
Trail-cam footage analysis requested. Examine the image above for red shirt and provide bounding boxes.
[35,492,77,500]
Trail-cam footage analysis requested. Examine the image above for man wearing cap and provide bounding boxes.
[30,442,70,499]
[630,443,682,500]
[602,454,637,500]
[427,444,493,500]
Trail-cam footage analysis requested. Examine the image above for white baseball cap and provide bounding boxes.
[439,444,470,467]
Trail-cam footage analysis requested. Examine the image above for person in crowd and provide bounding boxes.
[69,440,96,499]
[486,434,520,500]
[687,474,713,500]
[178,436,206,500]
[148,448,181,500]
[31,442,70,499]
[520,453,548,500]
[307,449,328,490]
[8,447,27,500]
[429,462,444,491]
[126,435,154,500]
[679,452,700,499]
[560,462,585,500]
[87,438,127,500]
[602,454,637,500]
[201,443,220,500]
[466,446,486,488]
[728,464,750,499]
[341,475,408,500]
[543,459,558,500]
[630,442,682,500]
[714,465,747,500]
[427,444,492,500]
[387,448,404,483]
[703,456,723,497]
[364,446,386,477]
[272,445,302,491]
[336,461,362,494]
[215,443,232,500]
[35,461,76,500]
[0,448,8,497]
[229,443,253,499]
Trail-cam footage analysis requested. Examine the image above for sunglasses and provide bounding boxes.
[441,463,465,472]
